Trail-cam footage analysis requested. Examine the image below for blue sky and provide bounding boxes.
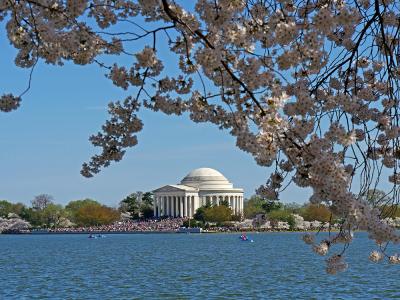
[0,22,312,207]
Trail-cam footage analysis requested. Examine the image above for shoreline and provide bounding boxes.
[4,230,178,235]
[1,229,342,235]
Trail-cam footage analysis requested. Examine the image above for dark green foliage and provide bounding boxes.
[220,199,230,207]
[244,195,282,218]
[140,205,154,219]
[120,193,140,219]
[193,206,207,222]
[66,199,101,224]
[203,205,232,223]
[182,219,202,228]
[268,210,295,230]
[141,192,153,206]
[0,200,26,217]
[262,200,282,213]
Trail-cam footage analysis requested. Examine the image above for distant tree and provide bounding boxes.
[10,202,26,217]
[66,199,100,212]
[243,195,282,218]
[141,192,153,206]
[182,219,202,228]
[19,207,36,227]
[27,194,56,227]
[193,206,207,223]
[204,205,232,224]
[140,205,154,219]
[267,210,295,230]
[65,199,101,224]
[262,200,282,213]
[243,196,266,219]
[220,199,230,207]
[42,204,66,228]
[75,204,120,226]
[120,193,140,219]
[0,200,14,217]
[301,204,332,223]
[137,192,154,219]
[267,209,293,222]
[364,189,389,207]
[231,214,242,222]
[283,202,303,214]
[31,194,54,211]
[380,205,400,219]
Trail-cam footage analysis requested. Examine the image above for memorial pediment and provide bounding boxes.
[153,185,197,193]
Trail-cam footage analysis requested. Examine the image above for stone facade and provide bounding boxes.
[153,168,244,218]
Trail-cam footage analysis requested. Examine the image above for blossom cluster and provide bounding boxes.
[0,94,21,112]
[0,214,31,233]
[325,254,348,275]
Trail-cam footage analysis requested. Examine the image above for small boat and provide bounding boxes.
[88,234,106,239]
[239,234,253,242]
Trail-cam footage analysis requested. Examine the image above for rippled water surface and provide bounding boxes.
[0,232,399,299]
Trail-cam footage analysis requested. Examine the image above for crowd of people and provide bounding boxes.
[11,213,399,234]
[47,218,186,233]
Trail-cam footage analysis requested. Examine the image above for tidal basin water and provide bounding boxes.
[0,232,399,299]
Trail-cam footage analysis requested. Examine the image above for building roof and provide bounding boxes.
[153,168,243,193]
[180,167,235,190]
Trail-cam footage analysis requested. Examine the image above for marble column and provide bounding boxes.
[166,196,170,217]
[178,196,183,217]
[188,196,192,217]
[170,196,173,217]
[187,196,190,217]
[170,196,174,217]
[175,196,179,217]
[153,197,157,217]
[169,196,173,217]
[182,196,186,217]
[173,196,177,217]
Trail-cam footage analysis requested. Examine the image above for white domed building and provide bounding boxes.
[153,168,244,218]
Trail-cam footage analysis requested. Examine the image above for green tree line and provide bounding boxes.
[243,189,400,225]
[0,191,155,228]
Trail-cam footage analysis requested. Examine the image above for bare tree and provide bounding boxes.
[31,194,54,211]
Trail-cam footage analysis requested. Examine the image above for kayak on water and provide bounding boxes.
[239,233,253,242]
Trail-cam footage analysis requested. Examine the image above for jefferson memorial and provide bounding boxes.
[153,168,244,218]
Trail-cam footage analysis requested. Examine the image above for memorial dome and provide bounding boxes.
[180,167,233,189]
